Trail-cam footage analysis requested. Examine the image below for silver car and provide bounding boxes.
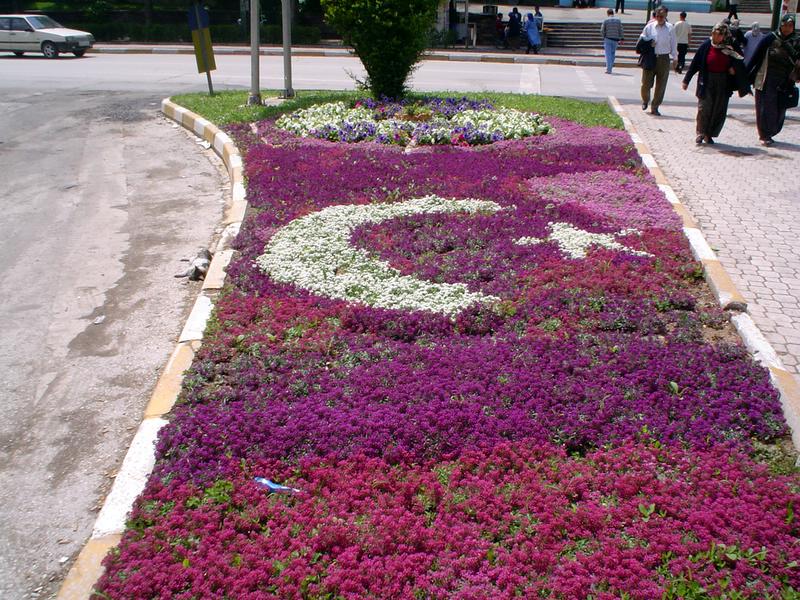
[0,14,94,58]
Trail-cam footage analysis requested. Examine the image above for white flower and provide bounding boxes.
[274,102,551,145]
[257,195,503,316]
[515,223,652,259]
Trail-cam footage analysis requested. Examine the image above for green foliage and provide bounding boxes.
[429,28,458,48]
[320,0,440,99]
[750,438,800,477]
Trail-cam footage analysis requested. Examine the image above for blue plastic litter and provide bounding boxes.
[254,477,300,494]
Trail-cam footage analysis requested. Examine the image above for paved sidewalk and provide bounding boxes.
[624,99,800,376]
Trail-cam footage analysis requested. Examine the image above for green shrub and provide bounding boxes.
[428,28,458,48]
[321,0,440,99]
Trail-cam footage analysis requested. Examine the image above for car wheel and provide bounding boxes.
[41,41,58,59]
[13,51,24,57]
[72,49,86,57]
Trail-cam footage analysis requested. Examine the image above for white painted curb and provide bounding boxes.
[179,294,213,342]
[58,98,250,598]
[608,95,800,453]
[731,313,784,371]
[92,418,167,538]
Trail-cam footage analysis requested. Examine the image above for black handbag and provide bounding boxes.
[781,83,799,109]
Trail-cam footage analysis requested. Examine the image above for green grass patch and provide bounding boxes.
[171,89,622,129]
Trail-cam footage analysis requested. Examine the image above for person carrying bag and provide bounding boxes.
[745,14,800,145]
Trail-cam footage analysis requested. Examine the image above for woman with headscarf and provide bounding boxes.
[681,22,750,144]
[524,11,543,54]
[745,14,800,146]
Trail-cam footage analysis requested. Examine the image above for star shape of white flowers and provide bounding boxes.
[515,222,652,259]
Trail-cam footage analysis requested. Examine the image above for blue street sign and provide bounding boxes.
[188,4,210,31]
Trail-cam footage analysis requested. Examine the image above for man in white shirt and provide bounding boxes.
[673,11,692,73]
[638,7,678,115]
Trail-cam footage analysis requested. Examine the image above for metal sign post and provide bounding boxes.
[281,0,295,98]
[188,4,216,96]
[248,0,262,105]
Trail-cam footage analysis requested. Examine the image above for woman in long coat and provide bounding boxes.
[524,12,543,54]
[681,22,750,144]
[745,14,800,146]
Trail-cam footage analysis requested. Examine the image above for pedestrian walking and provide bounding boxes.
[729,19,746,53]
[675,11,692,73]
[674,11,692,73]
[637,7,677,115]
[507,7,523,50]
[601,8,625,73]
[727,0,739,21]
[745,14,800,146]
[743,22,764,63]
[524,12,543,54]
[682,22,750,144]
[615,0,625,14]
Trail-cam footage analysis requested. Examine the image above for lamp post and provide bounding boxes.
[281,0,295,98]
[247,0,262,105]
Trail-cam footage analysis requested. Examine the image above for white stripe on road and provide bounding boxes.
[575,67,598,94]
[519,64,541,95]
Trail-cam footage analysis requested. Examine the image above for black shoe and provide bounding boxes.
[704,136,714,144]
[695,135,704,145]
[760,138,774,146]
[650,108,661,116]
[642,102,648,110]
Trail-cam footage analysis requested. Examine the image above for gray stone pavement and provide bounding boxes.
[624,99,800,375]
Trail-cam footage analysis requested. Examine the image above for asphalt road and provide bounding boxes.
[0,50,759,108]
[0,89,225,599]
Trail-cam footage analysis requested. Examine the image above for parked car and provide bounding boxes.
[0,14,94,58]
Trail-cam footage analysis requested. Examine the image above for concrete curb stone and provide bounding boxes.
[56,98,249,599]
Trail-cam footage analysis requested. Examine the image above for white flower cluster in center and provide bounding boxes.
[256,195,503,316]
[274,101,550,145]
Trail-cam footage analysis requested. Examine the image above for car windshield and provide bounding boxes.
[27,16,62,29]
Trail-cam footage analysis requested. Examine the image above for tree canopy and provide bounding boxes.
[321,0,440,99]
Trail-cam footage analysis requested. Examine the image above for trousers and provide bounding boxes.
[603,38,619,73]
[641,54,671,109]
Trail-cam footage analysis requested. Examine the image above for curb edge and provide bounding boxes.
[56,98,246,599]
[608,95,800,453]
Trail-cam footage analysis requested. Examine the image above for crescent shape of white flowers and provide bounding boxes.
[256,195,652,317]
[256,195,503,316]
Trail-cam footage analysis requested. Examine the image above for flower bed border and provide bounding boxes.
[56,95,800,599]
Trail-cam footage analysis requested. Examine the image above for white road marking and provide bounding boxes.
[519,64,541,95]
[575,67,598,93]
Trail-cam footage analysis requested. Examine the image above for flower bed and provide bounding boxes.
[275,98,552,146]
[94,100,799,598]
